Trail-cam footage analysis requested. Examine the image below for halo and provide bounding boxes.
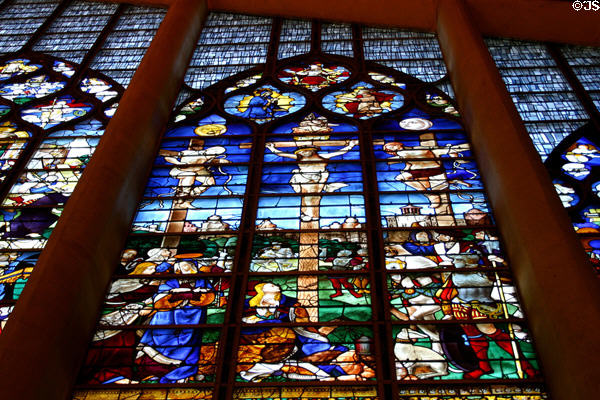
[194,124,226,136]
[294,146,318,154]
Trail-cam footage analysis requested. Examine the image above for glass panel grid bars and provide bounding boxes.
[548,45,600,272]
[561,45,600,111]
[488,40,600,271]
[32,1,119,63]
[362,28,447,82]
[74,18,547,400]
[0,1,166,333]
[321,23,353,57]
[0,0,60,56]
[89,6,166,87]
[485,38,589,160]
[184,13,272,90]
[278,19,311,60]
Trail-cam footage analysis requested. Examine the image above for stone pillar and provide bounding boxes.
[466,0,600,46]
[436,1,600,399]
[0,0,207,399]
[207,0,600,46]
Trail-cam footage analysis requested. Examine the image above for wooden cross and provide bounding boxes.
[376,133,472,226]
[158,138,250,248]
[265,138,358,321]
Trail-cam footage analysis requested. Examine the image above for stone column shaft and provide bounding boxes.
[0,0,207,398]
[437,1,600,399]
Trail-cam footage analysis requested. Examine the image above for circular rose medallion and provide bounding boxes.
[224,85,305,124]
[323,82,403,120]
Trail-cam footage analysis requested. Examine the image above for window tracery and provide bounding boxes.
[0,0,166,332]
[487,39,600,270]
[73,16,547,400]
[545,122,600,274]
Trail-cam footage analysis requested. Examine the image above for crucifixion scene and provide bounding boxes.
[131,120,252,250]
[257,131,366,322]
[374,130,481,226]
[78,117,246,384]
[261,135,361,226]
[0,0,571,394]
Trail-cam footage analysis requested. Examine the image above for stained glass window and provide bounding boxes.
[184,13,272,90]
[561,45,600,111]
[487,39,600,271]
[486,38,589,160]
[548,45,600,270]
[543,123,600,274]
[73,14,547,400]
[0,0,165,332]
[0,0,59,56]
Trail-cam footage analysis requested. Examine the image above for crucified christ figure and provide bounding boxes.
[265,140,358,206]
[264,139,359,321]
